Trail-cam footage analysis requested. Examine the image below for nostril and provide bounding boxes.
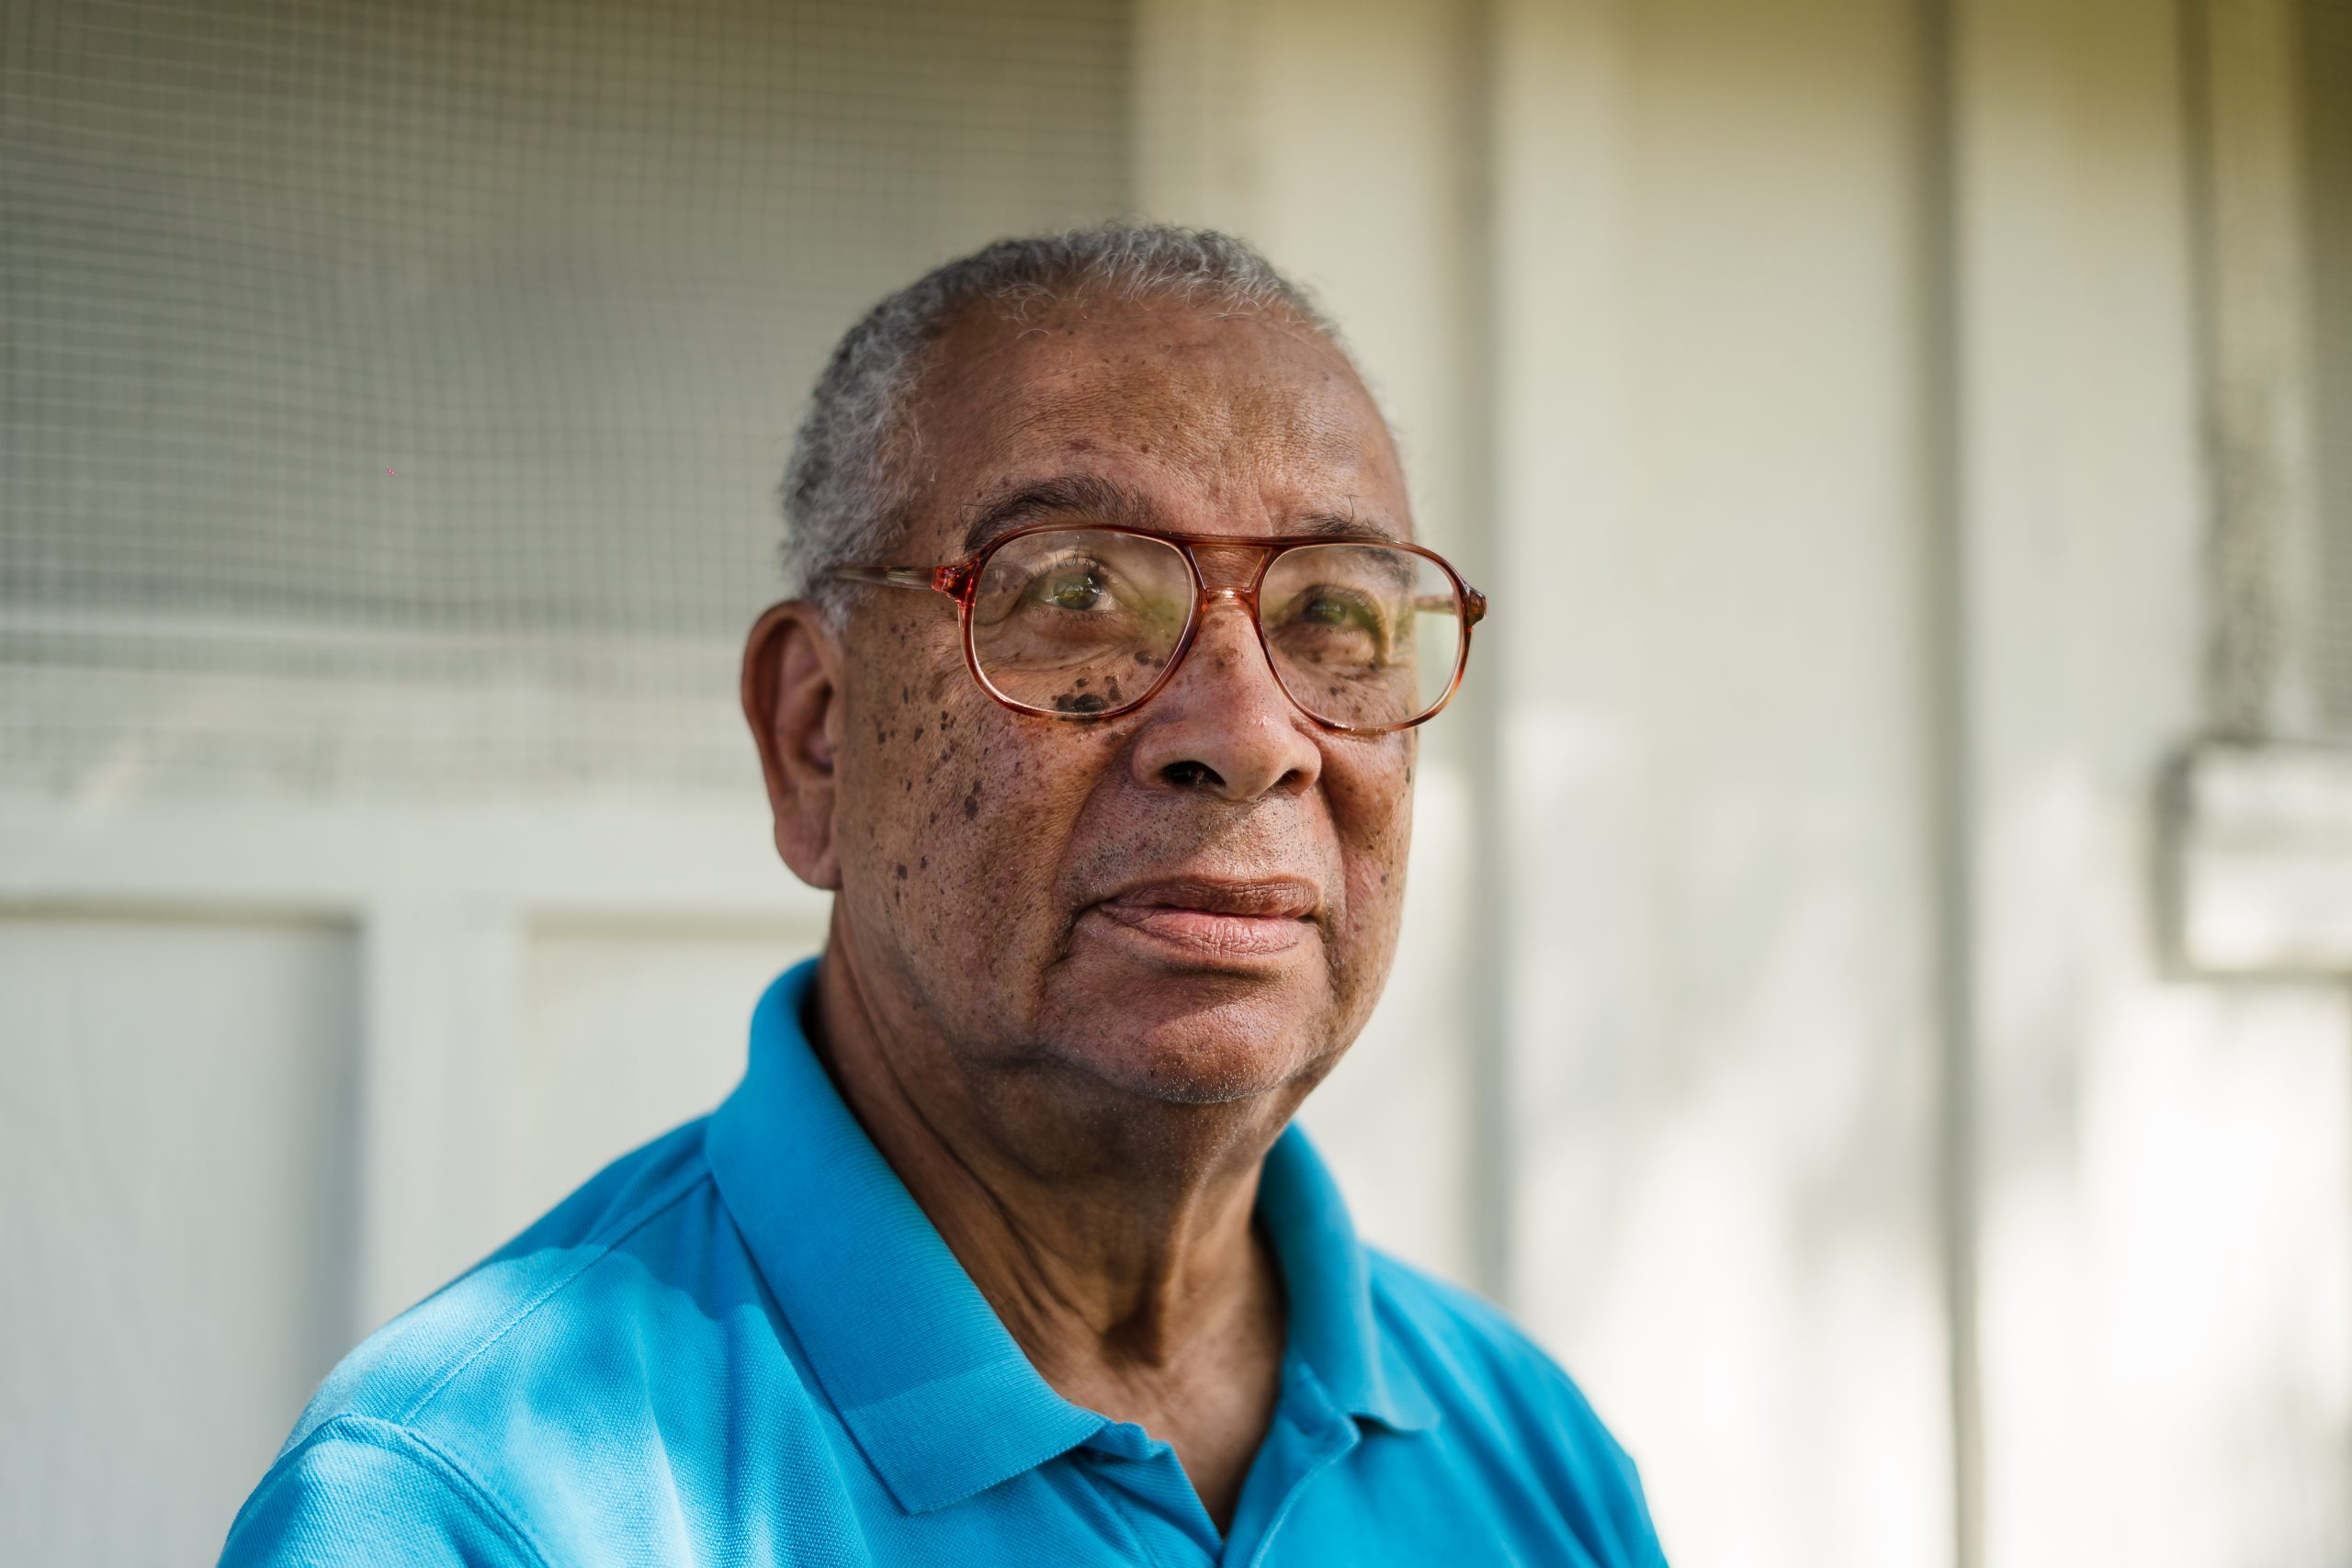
[1160,760,1224,790]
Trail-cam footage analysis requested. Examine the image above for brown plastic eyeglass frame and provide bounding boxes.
[830,521,1488,736]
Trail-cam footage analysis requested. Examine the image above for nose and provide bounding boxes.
[1129,594,1323,801]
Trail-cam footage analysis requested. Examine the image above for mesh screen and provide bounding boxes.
[1,0,1132,798]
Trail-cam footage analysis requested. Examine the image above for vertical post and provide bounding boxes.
[1916,0,1984,1562]
[1452,0,1514,1310]
[1479,0,1639,1328]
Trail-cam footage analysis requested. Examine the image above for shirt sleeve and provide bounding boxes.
[1539,1371,1671,1568]
[219,1416,546,1568]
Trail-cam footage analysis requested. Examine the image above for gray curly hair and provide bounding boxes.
[779,223,1351,624]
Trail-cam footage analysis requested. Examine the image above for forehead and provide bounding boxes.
[904,292,1409,547]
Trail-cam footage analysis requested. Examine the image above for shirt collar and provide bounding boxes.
[1257,1122,1441,1435]
[707,960,1436,1515]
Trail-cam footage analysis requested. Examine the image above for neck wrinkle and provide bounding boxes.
[805,926,1290,1391]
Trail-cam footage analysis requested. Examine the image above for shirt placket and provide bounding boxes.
[1064,1361,1370,1568]
[1071,1421,1223,1566]
[1221,1361,1362,1568]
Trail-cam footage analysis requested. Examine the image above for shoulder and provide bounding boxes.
[1366,1251,1668,1565]
[225,1118,783,1565]
[289,1117,722,1441]
[1366,1250,1599,1418]
[221,1414,551,1566]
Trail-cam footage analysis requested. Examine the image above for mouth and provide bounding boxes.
[1085,876,1321,963]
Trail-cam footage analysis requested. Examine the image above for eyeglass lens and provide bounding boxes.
[967,529,1465,728]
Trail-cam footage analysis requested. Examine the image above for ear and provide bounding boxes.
[741,600,846,890]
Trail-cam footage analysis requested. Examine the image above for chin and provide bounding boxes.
[1041,982,1335,1106]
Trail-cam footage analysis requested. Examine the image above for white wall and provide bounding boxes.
[1497,5,1957,1562]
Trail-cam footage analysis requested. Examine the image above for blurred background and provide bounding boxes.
[4,0,2350,1564]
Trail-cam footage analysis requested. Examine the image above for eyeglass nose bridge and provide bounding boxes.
[1147,577,1286,718]
[1181,536,1276,597]
[1188,577,1269,640]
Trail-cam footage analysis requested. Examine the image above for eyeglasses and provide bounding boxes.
[831,522,1487,735]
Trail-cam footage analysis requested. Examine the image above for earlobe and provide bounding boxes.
[741,600,845,891]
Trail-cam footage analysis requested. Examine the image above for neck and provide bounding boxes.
[806,942,1294,1380]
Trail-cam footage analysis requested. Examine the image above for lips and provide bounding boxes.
[1088,877,1320,961]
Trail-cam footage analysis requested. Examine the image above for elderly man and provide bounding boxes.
[222,228,1667,1566]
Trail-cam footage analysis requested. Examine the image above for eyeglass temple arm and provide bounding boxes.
[829,563,980,599]
[831,566,936,590]
[1411,588,1488,626]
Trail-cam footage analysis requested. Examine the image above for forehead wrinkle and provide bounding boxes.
[1055,368,1351,457]
[953,322,1370,462]
[963,389,1396,519]
[910,307,1412,557]
[956,472,1408,555]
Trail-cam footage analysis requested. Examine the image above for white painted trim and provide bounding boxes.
[0,796,829,924]
[2169,742,2352,974]
[0,792,826,1328]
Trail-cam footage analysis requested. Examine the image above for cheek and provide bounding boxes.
[836,637,981,908]
[843,670,1114,939]
[1329,743,1417,936]
[939,716,1124,888]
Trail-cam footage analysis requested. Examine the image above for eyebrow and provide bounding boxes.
[960,474,1157,553]
[957,474,1404,555]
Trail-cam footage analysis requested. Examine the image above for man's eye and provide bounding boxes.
[1031,566,1109,612]
[1293,590,1382,632]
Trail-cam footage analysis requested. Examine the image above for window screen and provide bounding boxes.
[1,0,1132,799]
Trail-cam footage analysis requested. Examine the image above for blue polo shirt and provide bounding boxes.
[222,961,1668,1566]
